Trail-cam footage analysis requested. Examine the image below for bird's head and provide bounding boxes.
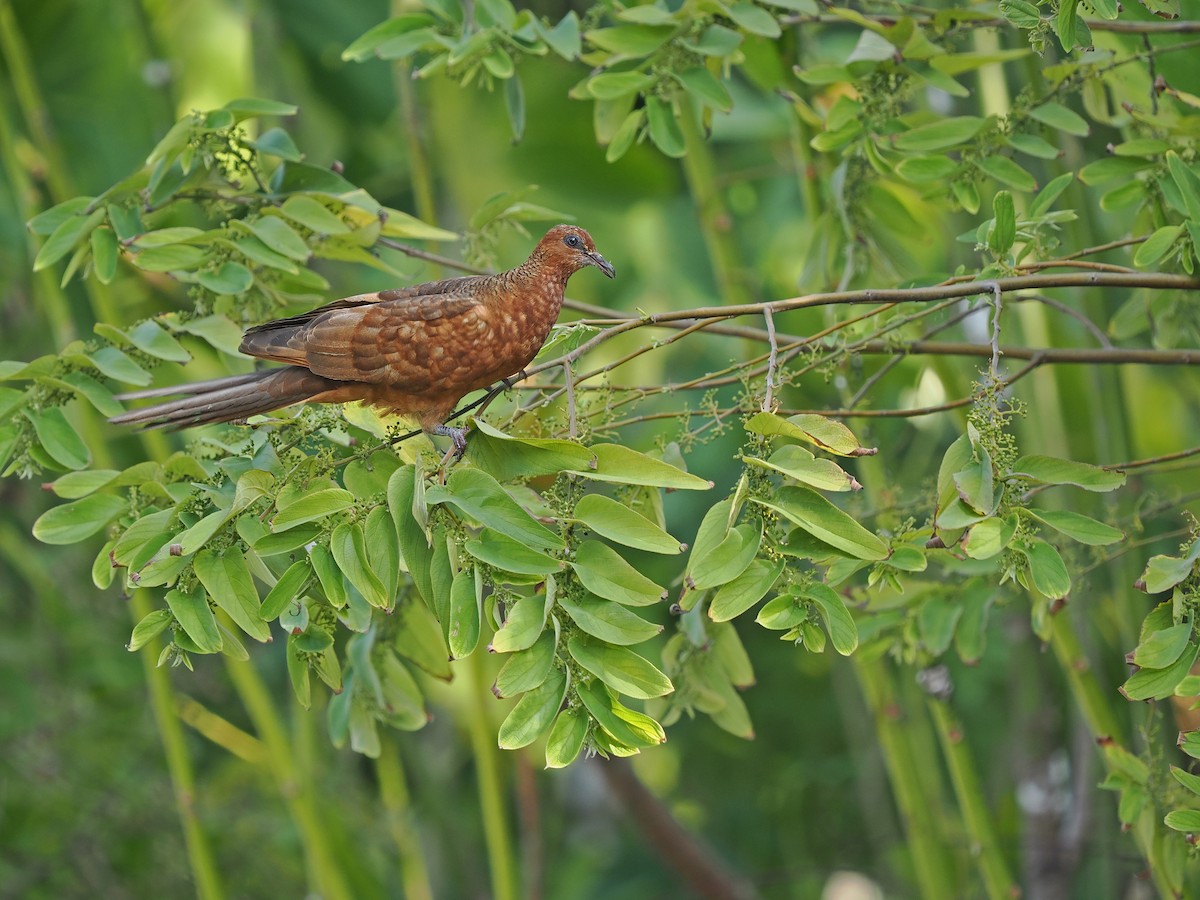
[533,224,616,280]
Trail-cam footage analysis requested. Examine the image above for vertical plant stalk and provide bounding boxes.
[466,651,518,900]
[375,735,435,900]
[926,698,1018,899]
[0,0,118,325]
[1049,615,1179,897]
[853,657,957,899]
[676,98,753,309]
[129,591,225,900]
[222,648,353,900]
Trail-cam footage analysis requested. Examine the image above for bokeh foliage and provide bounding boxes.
[4,0,1200,897]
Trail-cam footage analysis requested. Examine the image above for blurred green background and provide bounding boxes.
[3,0,1200,897]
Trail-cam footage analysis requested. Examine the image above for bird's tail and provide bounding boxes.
[109,367,335,430]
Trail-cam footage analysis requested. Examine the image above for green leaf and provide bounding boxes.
[193,549,270,642]
[33,493,127,544]
[342,14,437,61]
[673,67,733,112]
[571,540,666,607]
[567,635,673,699]
[742,444,860,491]
[1138,0,1180,19]
[709,558,784,622]
[573,494,683,554]
[28,196,94,235]
[1029,101,1089,137]
[577,679,664,748]
[429,467,563,551]
[260,559,312,623]
[583,72,652,102]
[392,597,452,680]
[1138,540,1200,594]
[683,24,742,57]
[249,128,303,162]
[558,593,662,646]
[752,486,887,561]
[280,195,352,235]
[974,155,1036,191]
[465,528,563,576]
[545,708,588,768]
[744,411,874,457]
[244,216,310,261]
[491,590,553,654]
[999,0,1043,29]
[222,97,298,119]
[494,631,556,698]
[131,244,207,272]
[170,314,245,356]
[172,508,232,556]
[127,320,191,363]
[1172,765,1200,797]
[1133,623,1193,669]
[991,190,1016,255]
[1025,509,1123,545]
[330,521,388,608]
[91,227,118,284]
[1010,455,1125,492]
[26,407,90,470]
[46,469,119,499]
[606,109,644,163]
[928,48,1029,75]
[804,583,858,655]
[1165,809,1200,833]
[133,227,206,247]
[448,568,481,658]
[86,346,151,385]
[646,96,685,158]
[504,73,525,142]
[33,207,106,271]
[1054,0,1080,51]
[963,516,1016,560]
[166,588,223,653]
[128,608,173,652]
[1006,133,1061,160]
[1123,641,1199,701]
[498,668,567,750]
[541,12,581,60]
[387,465,433,603]
[1134,226,1183,268]
[197,262,255,296]
[567,443,711,490]
[1020,538,1071,599]
[727,2,781,37]
[271,488,356,531]
[689,522,761,590]
[895,155,960,183]
[585,25,675,57]
[892,116,985,153]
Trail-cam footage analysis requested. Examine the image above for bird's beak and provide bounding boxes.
[587,252,616,279]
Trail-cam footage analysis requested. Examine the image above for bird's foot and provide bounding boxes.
[500,369,528,391]
[433,424,469,472]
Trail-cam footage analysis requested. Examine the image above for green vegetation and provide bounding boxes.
[3,0,1200,896]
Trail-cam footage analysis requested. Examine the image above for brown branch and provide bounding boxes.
[1107,445,1200,471]
[782,13,1200,34]
[595,758,757,900]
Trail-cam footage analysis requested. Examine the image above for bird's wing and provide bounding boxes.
[240,290,489,386]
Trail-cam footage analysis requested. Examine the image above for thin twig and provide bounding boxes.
[762,307,778,412]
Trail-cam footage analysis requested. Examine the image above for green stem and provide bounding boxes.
[375,734,435,900]
[130,591,225,900]
[676,98,753,308]
[222,649,353,900]
[927,698,1017,899]
[1049,614,1179,897]
[466,651,518,900]
[853,656,956,899]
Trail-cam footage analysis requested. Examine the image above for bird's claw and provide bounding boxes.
[433,424,469,471]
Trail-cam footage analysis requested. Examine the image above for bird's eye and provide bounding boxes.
[563,233,581,249]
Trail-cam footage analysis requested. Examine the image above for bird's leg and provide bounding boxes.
[433,423,469,471]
